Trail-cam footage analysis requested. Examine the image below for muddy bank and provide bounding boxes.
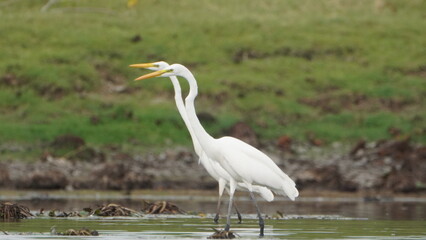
[0,135,425,193]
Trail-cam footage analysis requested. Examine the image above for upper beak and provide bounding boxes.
[134,69,167,81]
[129,63,156,68]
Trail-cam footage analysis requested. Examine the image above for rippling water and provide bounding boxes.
[1,191,425,239]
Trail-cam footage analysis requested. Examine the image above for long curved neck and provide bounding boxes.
[179,68,215,148]
[169,76,202,156]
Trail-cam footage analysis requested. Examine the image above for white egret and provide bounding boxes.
[130,61,273,224]
[132,63,298,236]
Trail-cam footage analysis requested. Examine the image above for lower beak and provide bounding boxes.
[134,69,167,81]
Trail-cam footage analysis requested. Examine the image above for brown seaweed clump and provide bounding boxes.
[0,202,33,220]
[91,203,140,216]
[47,210,82,217]
[208,228,237,239]
[51,226,99,236]
[143,200,185,214]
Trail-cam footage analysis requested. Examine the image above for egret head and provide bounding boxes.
[131,63,185,81]
[129,61,170,71]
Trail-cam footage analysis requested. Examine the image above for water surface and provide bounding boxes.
[1,191,425,239]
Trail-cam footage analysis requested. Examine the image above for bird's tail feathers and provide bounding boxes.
[255,186,274,202]
[282,183,299,201]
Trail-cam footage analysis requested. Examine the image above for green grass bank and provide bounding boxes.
[0,0,425,154]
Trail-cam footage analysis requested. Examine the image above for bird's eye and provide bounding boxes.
[153,64,159,67]
[166,69,173,73]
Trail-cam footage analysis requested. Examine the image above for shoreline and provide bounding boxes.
[2,189,426,202]
[1,137,425,194]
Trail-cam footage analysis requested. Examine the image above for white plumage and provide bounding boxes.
[131,62,298,236]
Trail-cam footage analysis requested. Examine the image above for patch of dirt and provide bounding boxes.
[17,169,68,189]
[201,91,229,105]
[306,132,325,147]
[226,122,259,147]
[2,135,425,193]
[4,144,209,191]
[51,134,85,151]
[0,73,21,87]
[296,165,341,190]
[95,63,133,94]
[0,163,10,187]
[130,34,142,43]
[36,85,67,100]
[299,93,413,113]
[197,112,217,124]
[219,80,285,98]
[276,135,292,152]
[407,65,426,78]
[339,137,426,192]
[391,65,426,79]
[47,135,102,161]
[89,161,153,190]
[1,71,69,100]
[232,46,356,64]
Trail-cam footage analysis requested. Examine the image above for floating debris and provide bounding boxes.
[143,200,185,214]
[208,228,237,239]
[0,202,33,220]
[35,208,44,217]
[273,210,284,219]
[48,210,56,217]
[51,226,99,236]
[66,211,82,217]
[47,210,82,217]
[83,207,92,213]
[91,203,140,216]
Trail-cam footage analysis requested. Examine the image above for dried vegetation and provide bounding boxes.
[143,201,185,214]
[90,203,140,216]
[0,202,33,220]
[208,228,237,239]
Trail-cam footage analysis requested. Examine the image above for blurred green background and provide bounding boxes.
[0,0,425,154]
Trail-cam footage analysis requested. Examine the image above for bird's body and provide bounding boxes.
[178,63,298,200]
[131,63,298,236]
[200,149,274,201]
[130,62,273,223]
[208,136,297,200]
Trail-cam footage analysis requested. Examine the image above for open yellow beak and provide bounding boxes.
[134,69,168,81]
[129,63,156,69]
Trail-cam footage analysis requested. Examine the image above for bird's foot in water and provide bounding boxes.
[207,228,237,239]
[213,214,219,224]
[236,212,242,224]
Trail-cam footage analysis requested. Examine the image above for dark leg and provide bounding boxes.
[224,180,236,232]
[214,197,221,223]
[215,179,226,224]
[249,191,264,237]
[233,201,242,224]
[215,198,241,224]
[224,194,233,231]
